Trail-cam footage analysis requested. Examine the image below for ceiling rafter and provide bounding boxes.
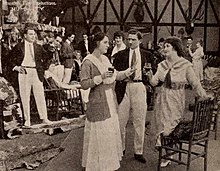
[192,0,205,21]
[208,0,220,24]
[157,0,171,23]
[142,0,154,22]
[122,1,135,23]
[77,5,87,21]
[175,0,187,21]
[90,0,103,22]
[108,0,120,22]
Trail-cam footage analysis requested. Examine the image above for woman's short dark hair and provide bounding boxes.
[127,29,143,40]
[158,38,165,43]
[164,36,185,57]
[196,38,203,46]
[91,32,107,50]
[113,31,124,40]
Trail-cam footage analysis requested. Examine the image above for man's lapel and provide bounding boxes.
[20,42,25,56]
[140,49,146,68]
[124,48,130,68]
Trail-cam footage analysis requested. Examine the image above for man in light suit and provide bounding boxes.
[11,26,52,127]
[113,29,154,163]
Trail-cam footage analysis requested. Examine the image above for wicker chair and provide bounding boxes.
[157,97,214,171]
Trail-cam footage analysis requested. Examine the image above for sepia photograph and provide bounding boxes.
[0,0,219,170]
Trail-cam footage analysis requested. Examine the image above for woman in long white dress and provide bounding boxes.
[149,36,208,167]
[80,32,135,171]
[189,39,204,81]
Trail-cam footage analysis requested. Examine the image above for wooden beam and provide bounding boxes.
[219,27,220,53]
[204,0,208,52]
[78,5,87,21]
[108,0,120,22]
[123,1,134,23]
[0,0,2,74]
[208,0,220,24]
[157,0,171,23]
[120,0,124,30]
[188,0,192,20]
[171,0,175,35]
[192,0,205,21]
[154,0,158,48]
[176,0,187,21]
[90,0,103,22]
[104,0,107,32]
[142,0,154,22]
[87,0,91,34]
[73,21,219,27]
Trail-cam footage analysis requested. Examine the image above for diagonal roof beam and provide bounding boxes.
[77,5,87,20]
[90,0,103,22]
[192,0,205,21]
[142,0,154,22]
[208,0,220,24]
[176,0,187,21]
[108,0,120,22]
[123,1,135,23]
[157,0,171,23]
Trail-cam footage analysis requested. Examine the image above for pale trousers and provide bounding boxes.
[118,82,147,154]
[62,68,72,83]
[18,68,48,122]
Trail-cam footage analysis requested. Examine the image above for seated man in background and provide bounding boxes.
[44,59,81,90]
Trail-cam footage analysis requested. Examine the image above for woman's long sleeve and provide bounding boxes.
[186,66,207,97]
[80,60,101,90]
[150,65,167,86]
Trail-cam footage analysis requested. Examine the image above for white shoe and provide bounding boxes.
[42,119,53,125]
[160,160,171,167]
[24,121,31,127]
[161,156,173,167]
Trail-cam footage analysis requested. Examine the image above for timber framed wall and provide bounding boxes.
[49,0,220,55]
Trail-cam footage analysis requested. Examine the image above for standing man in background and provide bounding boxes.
[77,33,91,59]
[113,29,154,163]
[10,26,52,127]
[60,33,76,83]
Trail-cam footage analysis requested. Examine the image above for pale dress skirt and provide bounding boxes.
[82,89,123,171]
[152,87,185,146]
[192,59,203,81]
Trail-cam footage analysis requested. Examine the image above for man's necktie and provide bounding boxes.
[130,51,136,80]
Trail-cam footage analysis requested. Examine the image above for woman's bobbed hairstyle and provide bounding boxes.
[113,31,124,40]
[196,38,203,47]
[164,36,185,57]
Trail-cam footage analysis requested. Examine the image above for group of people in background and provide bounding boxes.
[0,24,210,170]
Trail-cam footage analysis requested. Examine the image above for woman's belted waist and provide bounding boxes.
[21,66,36,68]
[164,82,185,90]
